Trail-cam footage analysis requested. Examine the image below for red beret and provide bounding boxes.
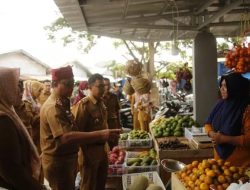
[51,66,74,81]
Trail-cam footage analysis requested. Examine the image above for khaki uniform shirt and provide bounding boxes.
[40,91,78,157]
[72,94,108,164]
[14,100,33,130]
[38,92,51,106]
[103,92,120,120]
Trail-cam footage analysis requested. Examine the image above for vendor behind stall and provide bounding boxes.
[205,72,250,167]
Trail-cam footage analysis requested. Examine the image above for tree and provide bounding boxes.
[105,60,126,79]
[44,17,100,53]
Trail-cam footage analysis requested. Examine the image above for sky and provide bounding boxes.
[0,0,129,71]
[0,0,186,73]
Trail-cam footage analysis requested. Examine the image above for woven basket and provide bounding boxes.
[125,60,143,77]
[131,77,151,94]
[123,79,135,95]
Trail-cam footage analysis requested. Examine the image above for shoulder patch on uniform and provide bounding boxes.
[81,97,89,104]
[56,98,63,106]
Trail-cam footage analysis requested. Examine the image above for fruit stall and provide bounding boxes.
[106,114,216,189]
[171,159,250,190]
[149,115,214,184]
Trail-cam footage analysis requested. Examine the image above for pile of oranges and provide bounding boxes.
[225,43,250,73]
[176,159,247,190]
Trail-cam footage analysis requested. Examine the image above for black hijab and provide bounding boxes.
[206,72,250,160]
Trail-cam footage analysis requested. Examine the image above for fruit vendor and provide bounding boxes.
[72,73,113,190]
[103,77,121,150]
[205,72,250,167]
[40,67,120,190]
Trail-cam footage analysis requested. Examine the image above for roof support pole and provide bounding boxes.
[193,31,218,125]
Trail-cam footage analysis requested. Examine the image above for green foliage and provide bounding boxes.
[105,60,126,78]
[44,17,100,53]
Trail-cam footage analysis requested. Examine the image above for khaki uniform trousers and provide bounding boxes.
[79,148,108,190]
[107,118,120,150]
[42,155,77,190]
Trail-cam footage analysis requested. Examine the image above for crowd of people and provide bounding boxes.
[0,66,121,190]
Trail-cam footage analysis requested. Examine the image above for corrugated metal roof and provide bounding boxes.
[53,0,250,41]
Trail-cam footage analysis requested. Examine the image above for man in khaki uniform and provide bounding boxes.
[38,80,51,106]
[40,67,120,190]
[103,78,121,150]
[72,74,109,190]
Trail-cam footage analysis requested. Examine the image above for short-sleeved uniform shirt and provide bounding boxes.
[40,91,78,157]
[103,92,120,120]
[72,95,108,164]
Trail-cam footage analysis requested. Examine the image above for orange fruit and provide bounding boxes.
[222,183,229,189]
[206,170,216,177]
[224,169,232,176]
[218,175,226,184]
[204,176,213,185]
[233,173,240,180]
[192,160,199,167]
[199,174,206,182]
[200,183,209,190]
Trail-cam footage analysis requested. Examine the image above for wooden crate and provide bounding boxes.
[171,173,187,190]
[153,136,213,159]
[152,136,213,185]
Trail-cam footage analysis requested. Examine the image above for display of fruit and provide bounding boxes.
[158,138,190,150]
[128,130,150,139]
[126,149,158,167]
[225,43,250,73]
[128,175,163,190]
[150,115,200,138]
[108,146,126,165]
[176,159,247,190]
[120,132,129,140]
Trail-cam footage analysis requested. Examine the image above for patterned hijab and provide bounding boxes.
[206,72,250,159]
[23,80,43,114]
[73,81,88,105]
[0,67,40,179]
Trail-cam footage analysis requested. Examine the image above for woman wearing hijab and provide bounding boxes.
[0,67,43,189]
[73,81,88,105]
[23,80,44,153]
[205,72,250,167]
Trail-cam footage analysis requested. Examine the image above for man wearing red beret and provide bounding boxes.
[40,66,121,190]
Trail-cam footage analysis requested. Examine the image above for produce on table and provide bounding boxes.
[126,149,158,167]
[128,130,150,139]
[158,138,190,150]
[225,43,250,73]
[120,133,129,140]
[128,175,163,190]
[108,146,126,165]
[150,115,200,138]
[176,159,248,190]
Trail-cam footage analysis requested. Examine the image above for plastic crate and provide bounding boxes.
[124,151,159,174]
[122,172,166,190]
[118,139,128,148]
[127,133,153,148]
[108,163,125,177]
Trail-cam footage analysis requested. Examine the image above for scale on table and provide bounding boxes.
[191,135,213,149]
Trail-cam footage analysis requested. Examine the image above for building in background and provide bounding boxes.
[0,49,51,80]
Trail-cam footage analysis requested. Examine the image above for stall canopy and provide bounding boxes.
[53,0,250,42]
